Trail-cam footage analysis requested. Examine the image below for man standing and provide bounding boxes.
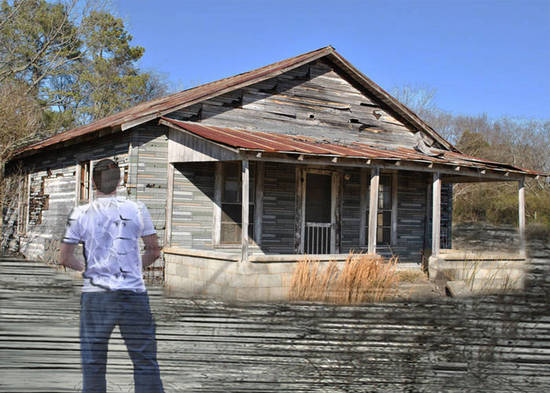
[60,159,164,393]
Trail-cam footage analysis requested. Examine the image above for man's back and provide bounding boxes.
[63,197,155,292]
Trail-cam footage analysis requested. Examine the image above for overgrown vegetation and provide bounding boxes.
[0,0,168,222]
[289,253,400,304]
[393,85,550,230]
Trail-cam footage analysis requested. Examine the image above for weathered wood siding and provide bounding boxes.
[261,163,296,254]
[169,59,436,149]
[170,162,215,249]
[12,134,132,260]
[130,124,169,246]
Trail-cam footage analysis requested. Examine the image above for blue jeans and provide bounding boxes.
[80,291,164,393]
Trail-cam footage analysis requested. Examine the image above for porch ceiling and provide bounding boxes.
[161,117,547,182]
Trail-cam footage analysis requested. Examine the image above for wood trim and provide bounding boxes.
[254,162,264,246]
[330,171,342,254]
[391,172,398,246]
[164,163,175,247]
[213,162,223,246]
[432,172,441,256]
[88,160,94,202]
[241,159,249,262]
[74,162,80,207]
[368,167,379,254]
[359,168,368,247]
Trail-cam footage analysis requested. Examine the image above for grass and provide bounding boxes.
[288,253,400,304]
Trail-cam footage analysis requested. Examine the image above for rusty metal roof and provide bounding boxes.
[13,45,456,159]
[161,117,544,178]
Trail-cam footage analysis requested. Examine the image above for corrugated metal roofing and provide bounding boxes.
[12,45,455,159]
[161,117,543,177]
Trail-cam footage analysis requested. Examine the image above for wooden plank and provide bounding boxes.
[164,163,175,247]
[432,172,441,256]
[359,168,368,247]
[391,172,398,246]
[368,167,379,254]
[241,159,249,263]
[519,177,526,256]
[330,171,341,254]
[213,163,222,247]
[294,166,304,254]
[254,162,264,246]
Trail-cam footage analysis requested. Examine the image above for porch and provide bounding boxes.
[160,118,533,301]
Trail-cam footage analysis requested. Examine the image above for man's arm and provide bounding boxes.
[59,243,84,272]
[142,234,161,269]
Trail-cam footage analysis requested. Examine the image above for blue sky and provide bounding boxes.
[115,0,550,120]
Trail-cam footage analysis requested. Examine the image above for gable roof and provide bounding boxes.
[12,46,456,159]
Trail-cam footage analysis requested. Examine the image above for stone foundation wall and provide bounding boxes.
[164,248,351,301]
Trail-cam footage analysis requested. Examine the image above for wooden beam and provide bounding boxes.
[213,162,222,246]
[89,160,94,202]
[164,163,175,247]
[295,167,305,253]
[359,168,368,247]
[254,162,264,246]
[368,167,379,254]
[391,172,398,246]
[432,172,441,256]
[241,159,249,262]
[518,177,526,256]
[331,171,341,253]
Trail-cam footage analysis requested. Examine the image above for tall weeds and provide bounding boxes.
[289,253,400,304]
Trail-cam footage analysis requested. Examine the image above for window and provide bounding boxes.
[377,174,392,245]
[220,162,255,245]
[78,161,91,203]
[365,173,393,246]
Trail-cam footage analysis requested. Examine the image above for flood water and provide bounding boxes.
[1,244,549,392]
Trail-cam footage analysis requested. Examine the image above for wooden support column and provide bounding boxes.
[295,166,305,254]
[88,160,94,202]
[164,163,175,247]
[359,168,368,247]
[213,162,222,246]
[241,159,249,262]
[367,167,379,254]
[518,177,526,256]
[254,162,264,246]
[432,172,441,257]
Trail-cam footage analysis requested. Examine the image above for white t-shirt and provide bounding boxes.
[63,196,156,292]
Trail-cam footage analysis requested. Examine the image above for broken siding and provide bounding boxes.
[15,134,132,261]
[169,59,425,149]
[171,162,215,249]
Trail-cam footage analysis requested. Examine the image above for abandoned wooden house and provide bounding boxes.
[3,46,544,300]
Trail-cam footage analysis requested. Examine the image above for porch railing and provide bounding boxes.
[305,222,331,254]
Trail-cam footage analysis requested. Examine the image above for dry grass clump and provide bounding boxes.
[288,253,400,304]
[397,270,427,283]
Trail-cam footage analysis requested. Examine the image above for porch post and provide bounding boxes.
[164,163,175,247]
[213,162,222,247]
[432,172,441,256]
[359,168,368,247]
[518,177,526,256]
[241,159,249,262]
[367,167,379,254]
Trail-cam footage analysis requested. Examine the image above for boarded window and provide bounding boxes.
[220,162,255,245]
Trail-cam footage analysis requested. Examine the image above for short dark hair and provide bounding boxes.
[92,159,120,194]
